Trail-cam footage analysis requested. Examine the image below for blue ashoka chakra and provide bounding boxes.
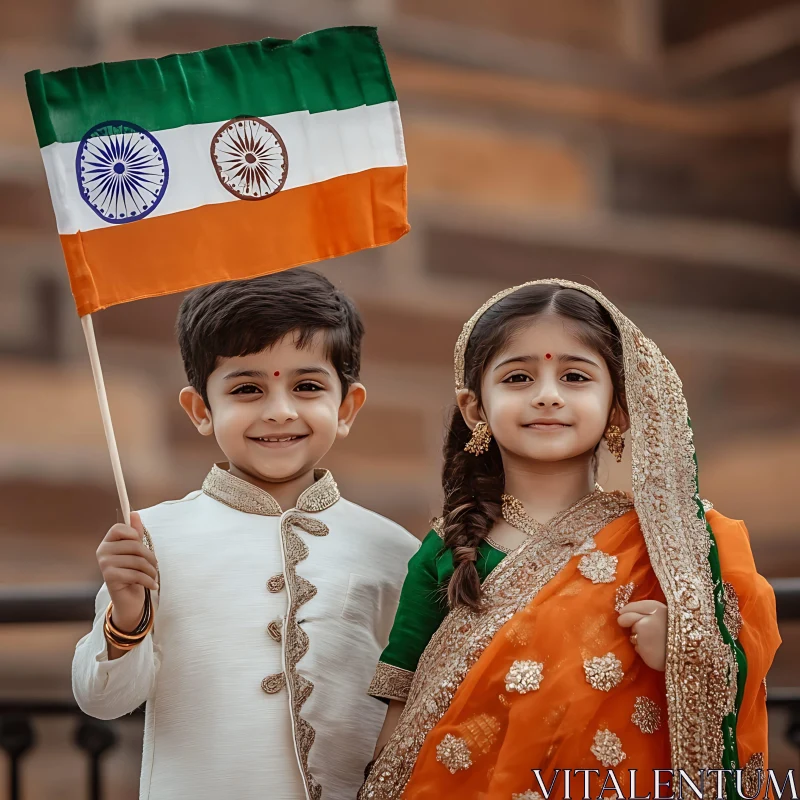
[76,120,169,224]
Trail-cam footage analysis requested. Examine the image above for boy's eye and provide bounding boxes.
[504,373,533,383]
[562,372,590,382]
[295,382,324,392]
[231,383,262,395]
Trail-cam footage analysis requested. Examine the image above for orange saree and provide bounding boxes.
[360,279,782,800]
[400,509,779,800]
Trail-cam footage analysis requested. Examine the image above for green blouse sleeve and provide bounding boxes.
[367,527,505,702]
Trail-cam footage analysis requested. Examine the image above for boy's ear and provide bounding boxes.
[336,382,367,439]
[456,388,484,431]
[179,386,214,436]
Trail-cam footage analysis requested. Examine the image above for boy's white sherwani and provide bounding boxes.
[73,465,418,800]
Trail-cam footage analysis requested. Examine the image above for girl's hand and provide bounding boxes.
[617,600,667,672]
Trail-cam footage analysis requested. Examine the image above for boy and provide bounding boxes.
[72,269,419,800]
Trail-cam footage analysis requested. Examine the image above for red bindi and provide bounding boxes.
[545,353,553,360]
[273,371,280,377]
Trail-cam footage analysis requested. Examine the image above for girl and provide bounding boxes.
[361,280,780,800]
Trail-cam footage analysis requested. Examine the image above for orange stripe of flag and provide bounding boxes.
[61,166,409,316]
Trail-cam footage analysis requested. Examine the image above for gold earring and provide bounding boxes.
[465,421,492,455]
[605,424,625,463]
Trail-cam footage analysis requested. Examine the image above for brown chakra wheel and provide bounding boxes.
[210,116,288,200]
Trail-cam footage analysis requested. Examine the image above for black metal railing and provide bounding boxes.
[0,700,139,800]
[1,579,799,800]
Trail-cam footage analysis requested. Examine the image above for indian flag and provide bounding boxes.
[25,27,408,316]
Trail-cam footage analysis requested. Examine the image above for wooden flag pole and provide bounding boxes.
[81,314,132,526]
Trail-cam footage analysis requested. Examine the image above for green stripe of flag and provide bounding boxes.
[26,26,396,148]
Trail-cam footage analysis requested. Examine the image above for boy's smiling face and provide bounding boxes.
[180,331,365,487]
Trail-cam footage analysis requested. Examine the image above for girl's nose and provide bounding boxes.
[532,378,565,408]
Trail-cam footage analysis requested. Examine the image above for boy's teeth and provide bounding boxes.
[258,436,298,442]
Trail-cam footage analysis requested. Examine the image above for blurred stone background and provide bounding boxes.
[0,0,798,796]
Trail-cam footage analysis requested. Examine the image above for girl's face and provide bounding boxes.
[464,315,626,466]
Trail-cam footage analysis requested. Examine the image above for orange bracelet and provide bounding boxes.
[104,592,153,650]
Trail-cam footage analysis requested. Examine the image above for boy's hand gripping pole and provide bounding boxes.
[80,314,131,526]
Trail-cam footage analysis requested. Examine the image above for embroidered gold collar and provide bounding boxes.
[202,463,340,516]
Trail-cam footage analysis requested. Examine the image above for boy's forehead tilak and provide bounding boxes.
[221,365,333,380]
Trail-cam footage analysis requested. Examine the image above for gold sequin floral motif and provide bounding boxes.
[631,696,662,734]
[591,729,626,767]
[615,582,635,613]
[505,660,544,694]
[436,734,472,774]
[513,793,544,800]
[584,652,624,692]
[578,550,618,584]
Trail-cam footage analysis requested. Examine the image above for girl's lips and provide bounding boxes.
[526,423,571,430]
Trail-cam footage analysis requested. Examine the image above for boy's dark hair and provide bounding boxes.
[177,269,364,407]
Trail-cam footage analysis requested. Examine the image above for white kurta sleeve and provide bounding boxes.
[72,584,159,720]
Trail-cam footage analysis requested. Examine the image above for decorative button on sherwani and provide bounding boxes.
[267,619,283,642]
[261,673,286,694]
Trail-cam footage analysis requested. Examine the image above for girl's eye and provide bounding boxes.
[231,383,262,395]
[504,373,533,383]
[562,372,590,382]
[295,382,324,393]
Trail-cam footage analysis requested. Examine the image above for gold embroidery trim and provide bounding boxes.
[722,581,743,640]
[448,279,736,785]
[432,516,510,554]
[140,525,160,625]
[281,512,330,800]
[359,490,634,799]
[202,463,340,515]
[486,536,512,554]
[742,752,765,797]
[368,662,416,702]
